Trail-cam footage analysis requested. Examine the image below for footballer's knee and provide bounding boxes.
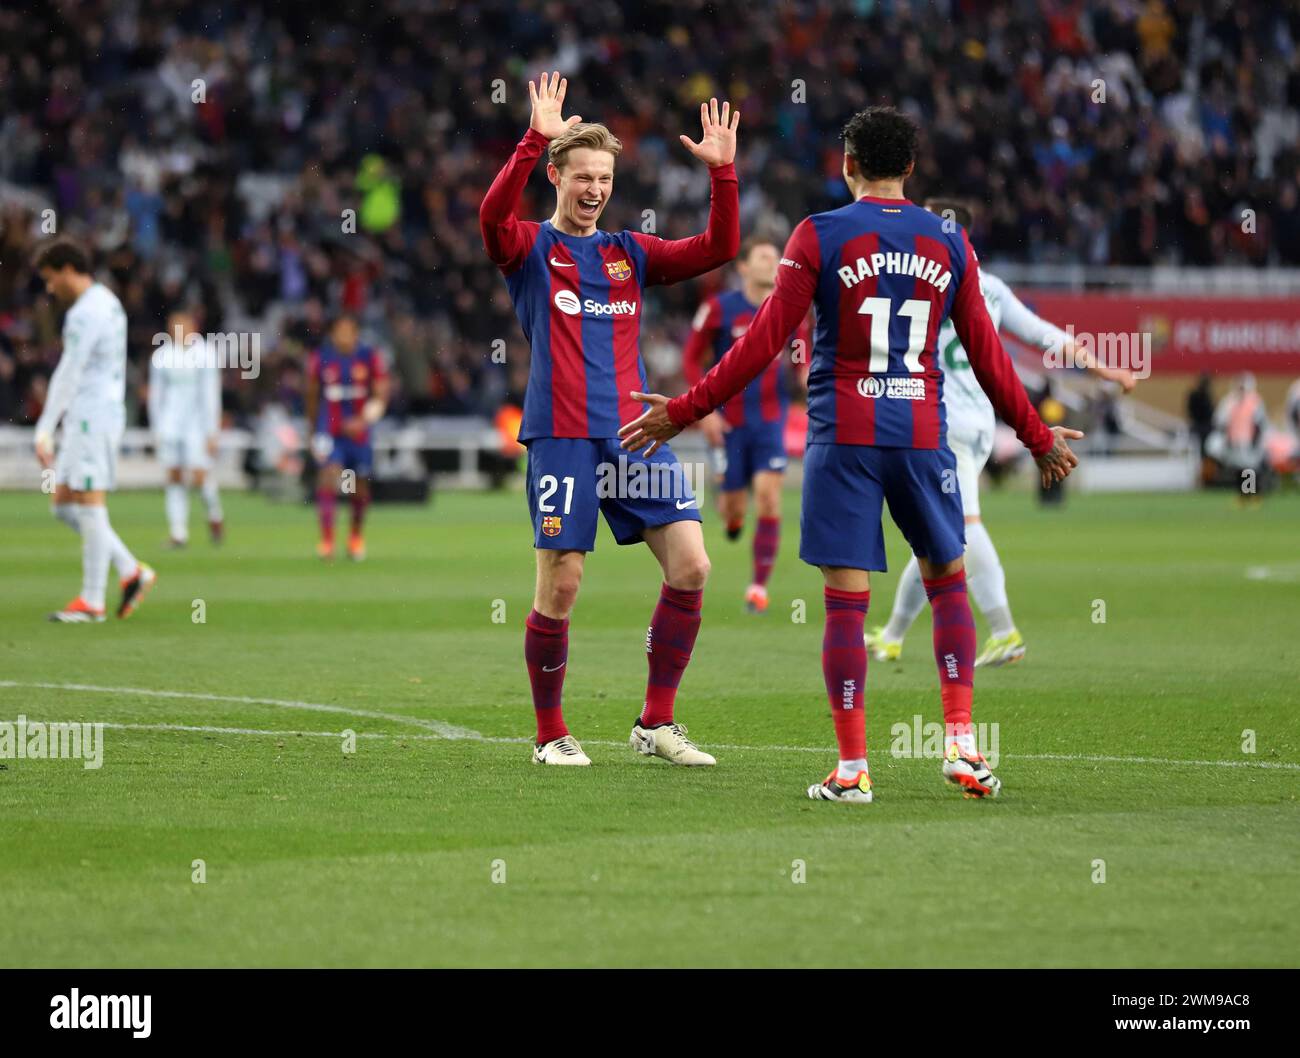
[751,472,781,518]
[536,551,584,617]
[166,467,184,485]
[919,555,965,581]
[670,551,711,591]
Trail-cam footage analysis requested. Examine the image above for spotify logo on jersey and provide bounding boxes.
[554,290,582,315]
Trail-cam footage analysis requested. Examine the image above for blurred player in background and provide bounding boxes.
[33,239,156,622]
[621,107,1081,804]
[149,309,224,548]
[683,237,809,614]
[305,314,389,561]
[866,198,1136,669]
[481,72,739,767]
[1206,371,1273,502]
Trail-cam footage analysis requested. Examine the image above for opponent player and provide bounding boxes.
[304,314,389,561]
[33,239,156,622]
[682,237,809,613]
[149,309,225,548]
[866,199,1135,668]
[480,72,739,767]
[621,107,1081,802]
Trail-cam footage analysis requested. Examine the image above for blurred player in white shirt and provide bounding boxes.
[149,309,224,547]
[33,240,156,622]
[867,200,1134,667]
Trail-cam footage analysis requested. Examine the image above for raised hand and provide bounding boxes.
[529,71,582,140]
[679,97,739,168]
[1034,426,1085,488]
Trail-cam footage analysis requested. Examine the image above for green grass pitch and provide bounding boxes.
[1,482,1297,967]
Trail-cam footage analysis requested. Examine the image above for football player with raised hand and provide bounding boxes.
[480,72,740,767]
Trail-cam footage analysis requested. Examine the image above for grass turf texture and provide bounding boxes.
[1,484,1297,968]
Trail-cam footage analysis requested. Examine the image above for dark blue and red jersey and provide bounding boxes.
[480,128,739,442]
[667,196,1053,458]
[683,289,808,427]
[308,342,388,441]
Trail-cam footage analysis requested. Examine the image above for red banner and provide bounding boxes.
[1016,292,1300,375]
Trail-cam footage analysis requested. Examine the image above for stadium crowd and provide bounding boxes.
[1,0,1298,436]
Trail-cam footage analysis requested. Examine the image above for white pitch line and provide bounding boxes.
[98,722,447,741]
[0,681,483,740]
[1018,752,1300,772]
[4,682,1297,773]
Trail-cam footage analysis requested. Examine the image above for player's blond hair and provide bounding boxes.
[548,123,623,170]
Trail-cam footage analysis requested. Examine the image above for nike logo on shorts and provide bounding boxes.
[676,499,698,509]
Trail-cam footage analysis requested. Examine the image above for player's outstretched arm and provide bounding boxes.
[631,99,740,286]
[951,238,1082,486]
[622,218,821,453]
[621,285,808,455]
[480,72,578,271]
[996,278,1137,392]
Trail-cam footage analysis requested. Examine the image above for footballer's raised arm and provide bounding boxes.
[631,99,740,286]
[479,72,577,272]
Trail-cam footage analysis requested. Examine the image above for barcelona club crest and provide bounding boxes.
[542,515,563,537]
[605,259,632,282]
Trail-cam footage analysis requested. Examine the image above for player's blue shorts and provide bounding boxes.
[525,437,702,551]
[799,442,965,572]
[329,435,373,476]
[716,419,788,492]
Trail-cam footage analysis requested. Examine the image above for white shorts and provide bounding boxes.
[55,418,123,492]
[947,424,993,518]
[158,428,211,471]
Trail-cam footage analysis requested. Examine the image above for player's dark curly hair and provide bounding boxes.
[841,106,918,181]
[32,238,92,275]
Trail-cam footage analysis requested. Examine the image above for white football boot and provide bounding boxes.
[531,734,591,766]
[629,720,716,766]
[48,597,106,623]
[942,743,1001,798]
[807,769,873,804]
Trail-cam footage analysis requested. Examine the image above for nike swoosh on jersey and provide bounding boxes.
[549,258,576,267]
[675,499,698,509]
